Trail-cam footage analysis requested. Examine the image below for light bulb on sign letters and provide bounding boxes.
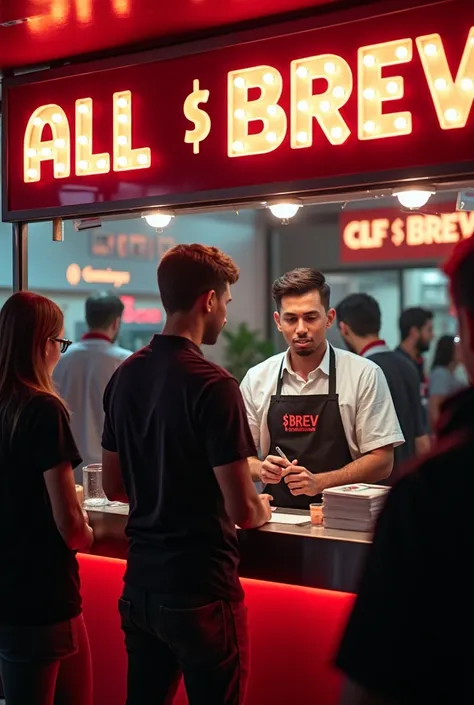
[395,46,409,60]
[96,158,108,169]
[77,104,89,114]
[386,81,399,95]
[424,43,438,57]
[234,77,245,88]
[268,203,301,220]
[444,108,459,122]
[363,88,376,100]
[319,100,331,112]
[332,86,345,99]
[324,61,336,74]
[296,66,308,78]
[461,77,474,91]
[296,131,308,143]
[54,138,66,148]
[142,213,174,229]
[117,97,128,108]
[394,189,434,209]
[77,135,88,145]
[267,105,278,116]
[434,78,447,91]
[363,55,376,67]
[234,109,246,119]
[266,132,277,143]
[394,117,408,130]
[297,100,309,112]
[52,113,63,123]
[117,135,128,146]
[118,114,128,124]
[263,73,274,85]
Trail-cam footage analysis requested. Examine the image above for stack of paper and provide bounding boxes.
[322,483,390,532]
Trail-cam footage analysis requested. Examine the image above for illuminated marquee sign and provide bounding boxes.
[340,206,474,263]
[4,0,474,220]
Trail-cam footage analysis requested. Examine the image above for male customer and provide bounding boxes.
[336,293,430,482]
[240,268,404,509]
[396,306,434,430]
[101,244,271,705]
[336,237,474,705]
[54,292,131,477]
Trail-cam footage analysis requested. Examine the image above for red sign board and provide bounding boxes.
[340,205,474,263]
[3,1,474,221]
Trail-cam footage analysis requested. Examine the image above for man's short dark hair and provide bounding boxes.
[85,292,124,330]
[399,307,433,341]
[272,268,330,310]
[157,244,240,314]
[336,294,381,337]
[443,236,474,316]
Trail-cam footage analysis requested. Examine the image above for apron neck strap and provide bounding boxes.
[276,344,337,399]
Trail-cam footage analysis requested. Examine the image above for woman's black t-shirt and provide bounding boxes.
[0,394,83,626]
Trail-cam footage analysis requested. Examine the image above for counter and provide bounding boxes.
[80,504,372,705]
[87,503,372,593]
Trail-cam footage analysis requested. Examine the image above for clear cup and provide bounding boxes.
[82,464,108,507]
[310,502,323,526]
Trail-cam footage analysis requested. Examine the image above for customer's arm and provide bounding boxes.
[201,377,272,529]
[101,374,128,503]
[35,396,93,551]
[45,462,93,551]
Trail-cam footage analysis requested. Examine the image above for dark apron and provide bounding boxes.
[265,345,353,509]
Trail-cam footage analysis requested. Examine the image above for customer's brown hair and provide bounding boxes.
[272,268,330,311]
[158,244,240,314]
[444,237,474,315]
[0,291,66,441]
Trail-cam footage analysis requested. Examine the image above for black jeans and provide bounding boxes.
[0,614,92,705]
[119,584,249,705]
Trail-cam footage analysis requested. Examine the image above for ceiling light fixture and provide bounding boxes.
[267,200,302,223]
[393,187,435,209]
[142,210,175,229]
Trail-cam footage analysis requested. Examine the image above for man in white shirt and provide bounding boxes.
[240,268,404,509]
[54,292,132,480]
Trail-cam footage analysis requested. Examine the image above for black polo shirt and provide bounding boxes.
[365,348,425,482]
[335,386,474,705]
[102,335,257,602]
[396,345,429,431]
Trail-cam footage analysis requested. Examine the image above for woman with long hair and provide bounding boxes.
[429,334,466,430]
[0,292,93,705]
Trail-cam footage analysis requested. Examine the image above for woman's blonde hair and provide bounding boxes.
[0,291,66,440]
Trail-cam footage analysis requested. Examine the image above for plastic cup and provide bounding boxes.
[82,464,108,507]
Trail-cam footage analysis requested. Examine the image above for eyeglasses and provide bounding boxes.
[51,337,73,354]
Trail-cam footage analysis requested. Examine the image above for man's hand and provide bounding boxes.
[258,493,274,522]
[261,455,292,484]
[282,463,322,497]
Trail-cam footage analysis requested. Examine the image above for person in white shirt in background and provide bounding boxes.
[54,292,132,480]
[240,268,404,509]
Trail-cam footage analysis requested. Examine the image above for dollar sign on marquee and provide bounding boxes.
[183,79,211,154]
[283,414,289,428]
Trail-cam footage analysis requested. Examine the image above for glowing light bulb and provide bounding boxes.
[96,158,108,169]
[363,120,376,134]
[234,77,245,88]
[266,132,277,143]
[331,126,343,140]
[41,147,52,157]
[394,116,408,130]
[26,148,37,158]
[297,100,309,112]
[267,105,277,116]
[77,104,89,114]
[268,203,301,219]
[52,113,63,123]
[234,109,246,119]
[32,117,42,127]
[56,163,66,173]
[77,160,89,170]
[137,153,149,165]
[395,46,408,60]
[363,55,376,67]
[434,78,447,91]
[117,135,128,146]
[319,100,331,112]
[118,114,128,124]
[263,73,274,85]
[54,138,66,148]
[332,86,345,99]
[232,140,244,152]
[296,131,308,143]
[394,189,434,209]
[444,108,459,122]
[296,66,308,78]
[424,43,438,57]
[324,61,336,74]
[117,97,128,108]
[363,88,376,100]
[27,168,38,179]
[461,77,474,91]
[77,135,88,145]
[386,81,399,95]
[117,156,128,167]
[142,213,174,229]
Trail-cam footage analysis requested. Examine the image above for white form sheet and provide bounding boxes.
[269,513,310,525]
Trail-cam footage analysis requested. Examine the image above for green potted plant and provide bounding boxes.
[222,322,274,381]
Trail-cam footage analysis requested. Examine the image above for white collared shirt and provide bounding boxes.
[240,344,404,460]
